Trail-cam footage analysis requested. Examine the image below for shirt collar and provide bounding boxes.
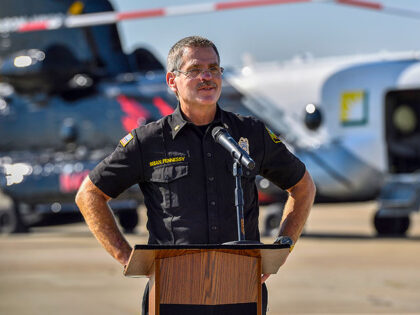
[168,103,227,139]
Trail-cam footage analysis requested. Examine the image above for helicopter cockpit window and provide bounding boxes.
[0,0,131,77]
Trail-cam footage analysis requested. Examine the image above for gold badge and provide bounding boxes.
[238,137,250,154]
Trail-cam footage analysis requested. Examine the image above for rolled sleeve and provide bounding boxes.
[89,130,143,198]
[259,125,306,190]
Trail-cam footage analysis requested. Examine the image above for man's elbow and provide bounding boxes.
[75,182,86,210]
[292,170,316,201]
[75,176,93,208]
[75,187,83,208]
[305,171,316,202]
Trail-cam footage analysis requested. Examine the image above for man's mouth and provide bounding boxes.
[197,82,217,91]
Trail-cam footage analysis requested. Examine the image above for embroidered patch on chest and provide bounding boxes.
[120,133,134,147]
[238,137,250,154]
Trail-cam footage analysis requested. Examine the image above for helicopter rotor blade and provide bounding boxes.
[1,0,420,34]
[0,0,327,33]
[334,0,420,20]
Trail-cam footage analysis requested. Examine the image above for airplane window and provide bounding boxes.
[392,104,417,134]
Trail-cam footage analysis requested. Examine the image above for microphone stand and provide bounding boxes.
[233,159,246,242]
[223,158,261,245]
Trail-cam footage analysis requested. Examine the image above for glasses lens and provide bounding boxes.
[177,67,224,78]
[209,67,223,77]
[188,69,201,78]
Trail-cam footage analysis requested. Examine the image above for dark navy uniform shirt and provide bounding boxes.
[89,105,305,245]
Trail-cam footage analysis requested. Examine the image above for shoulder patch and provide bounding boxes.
[120,133,134,147]
[265,127,282,144]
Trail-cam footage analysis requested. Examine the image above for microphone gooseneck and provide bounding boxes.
[211,126,255,170]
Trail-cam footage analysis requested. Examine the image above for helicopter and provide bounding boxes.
[0,0,288,234]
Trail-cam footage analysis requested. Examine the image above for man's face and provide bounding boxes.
[167,46,222,108]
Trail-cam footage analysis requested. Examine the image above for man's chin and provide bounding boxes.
[196,92,221,105]
[196,96,219,106]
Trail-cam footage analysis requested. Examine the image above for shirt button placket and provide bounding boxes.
[204,141,218,244]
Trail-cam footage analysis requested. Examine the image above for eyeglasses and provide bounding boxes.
[174,66,224,79]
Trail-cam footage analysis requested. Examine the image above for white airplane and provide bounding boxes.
[226,50,420,235]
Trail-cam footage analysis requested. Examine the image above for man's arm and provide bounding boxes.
[75,176,132,266]
[278,169,315,243]
[261,170,315,283]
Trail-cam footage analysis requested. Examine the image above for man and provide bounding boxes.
[76,36,315,314]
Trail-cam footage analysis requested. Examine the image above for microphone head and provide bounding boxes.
[211,126,225,141]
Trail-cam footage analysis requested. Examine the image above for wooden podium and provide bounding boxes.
[124,244,290,315]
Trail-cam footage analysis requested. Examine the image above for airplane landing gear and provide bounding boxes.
[118,209,139,234]
[374,173,420,237]
[373,212,410,236]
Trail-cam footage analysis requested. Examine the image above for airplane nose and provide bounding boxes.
[304,103,323,131]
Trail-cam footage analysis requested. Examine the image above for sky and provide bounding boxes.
[110,0,420,68]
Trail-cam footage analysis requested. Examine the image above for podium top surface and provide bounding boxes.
[133,244,289,250]
[125,244,290,277]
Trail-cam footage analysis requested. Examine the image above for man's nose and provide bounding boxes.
[199,70,213,79]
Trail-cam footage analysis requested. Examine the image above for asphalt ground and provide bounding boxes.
[1,201,420,315]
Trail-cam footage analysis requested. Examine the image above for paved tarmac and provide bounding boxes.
[1,201,420,314]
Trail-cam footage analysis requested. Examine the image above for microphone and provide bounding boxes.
[211,126,255,170]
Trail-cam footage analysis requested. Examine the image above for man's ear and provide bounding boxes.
[166,72,177,94]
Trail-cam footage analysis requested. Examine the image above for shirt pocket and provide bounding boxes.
[149,163,189,209]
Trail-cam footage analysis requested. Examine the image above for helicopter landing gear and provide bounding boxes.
[0,201,28,234]
[373,212,410,236]
[118,209,139,234]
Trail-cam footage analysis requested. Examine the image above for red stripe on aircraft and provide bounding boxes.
[153,97,174,116]
[335,0,382,10]
[18,21,49,32]
[216,0,310,11]
[117,9,165,21]
[117,95,151,132]
[59,170,90,193]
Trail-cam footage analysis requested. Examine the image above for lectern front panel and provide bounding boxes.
[157,250,260,314]
[125,244,290,315]
[159,251,259,304]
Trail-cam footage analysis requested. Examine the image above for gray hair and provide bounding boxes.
[167,36,220,72]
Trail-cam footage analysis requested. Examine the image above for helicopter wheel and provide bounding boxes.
[373,212,410,236]
[118,209,139,234]
[0,201,28,234]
